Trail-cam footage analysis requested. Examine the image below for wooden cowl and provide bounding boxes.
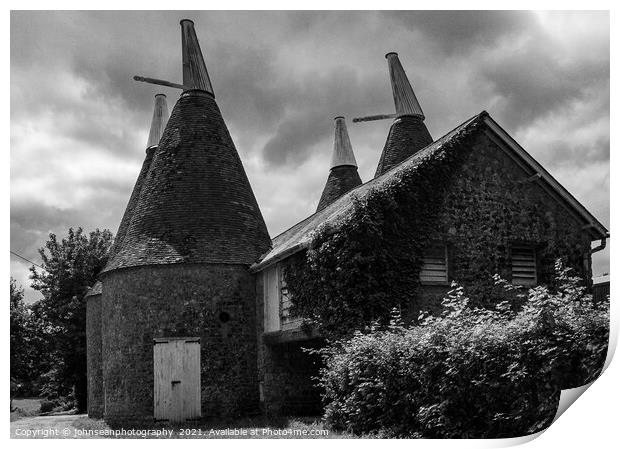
[103,90,271,272]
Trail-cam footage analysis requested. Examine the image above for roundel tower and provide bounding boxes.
[99,20,271,422]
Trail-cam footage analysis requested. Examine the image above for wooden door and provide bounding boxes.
[153,337,201,422]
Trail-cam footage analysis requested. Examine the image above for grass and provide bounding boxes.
[71,415,355,438]
[10,398,42,422]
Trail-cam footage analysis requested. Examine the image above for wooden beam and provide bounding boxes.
[352,113,397,123]
[133,75,189,90]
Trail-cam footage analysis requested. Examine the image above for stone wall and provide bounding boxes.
[100,263,259,422]
[86,294,104,418]
[410,132,594,318]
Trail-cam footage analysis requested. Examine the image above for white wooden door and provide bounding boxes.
[153,337,201,422]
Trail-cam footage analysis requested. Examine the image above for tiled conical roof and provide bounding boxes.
[374,116,433,177]
[108,94,169,259]
[375,53,433,177]
[317,117,362,212]
[104,22,270,272]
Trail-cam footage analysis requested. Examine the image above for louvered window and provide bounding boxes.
[511,246,537,286]
[420,245,449,284]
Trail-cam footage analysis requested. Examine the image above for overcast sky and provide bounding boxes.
[10,10,609,302]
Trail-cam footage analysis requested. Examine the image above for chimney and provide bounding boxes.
[180,19,214,95]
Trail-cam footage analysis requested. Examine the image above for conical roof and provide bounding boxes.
[374,116,433,177]
[104,22,270,272]
[375,53,432,177]
[108,94,169,259]
[317,117,362,212]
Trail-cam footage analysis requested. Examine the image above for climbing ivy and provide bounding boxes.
[283,123,484,339]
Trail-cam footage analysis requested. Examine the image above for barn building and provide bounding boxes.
[86,19,608,422]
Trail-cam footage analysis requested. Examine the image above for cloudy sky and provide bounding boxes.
[10,10,609,302]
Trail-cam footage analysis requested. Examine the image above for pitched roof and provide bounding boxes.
[252,112,485,272]
[104,90,271,272]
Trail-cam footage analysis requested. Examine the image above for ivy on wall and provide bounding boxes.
[283,124,484,339]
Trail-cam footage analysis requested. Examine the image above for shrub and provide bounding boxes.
[318,262,609,438]
[39,400,56,414]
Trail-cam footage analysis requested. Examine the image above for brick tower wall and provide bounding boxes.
[86,294,104,418]
[101,263,259,422]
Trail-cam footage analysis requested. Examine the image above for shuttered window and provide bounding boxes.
[511,246,537,286]
[420,245,448,284]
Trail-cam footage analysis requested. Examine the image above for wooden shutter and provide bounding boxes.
[153,338,201,422]
[511,247,537,286]
[420,245,448,283]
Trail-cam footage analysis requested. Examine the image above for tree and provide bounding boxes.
[10,278,50,399]
[10,278,30,401]
[30,227,113,412]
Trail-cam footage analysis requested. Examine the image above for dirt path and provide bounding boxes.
[11,414,103,439]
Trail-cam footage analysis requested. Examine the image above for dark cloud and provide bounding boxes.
[477,43,609,130]
[546,136,610,167]
[385,10,534,55]
[10,11,609,301]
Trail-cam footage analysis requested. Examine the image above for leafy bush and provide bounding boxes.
[318,262,609,438]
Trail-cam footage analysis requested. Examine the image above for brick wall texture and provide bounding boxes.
[100,263,259,421]
[86,294,104,418]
